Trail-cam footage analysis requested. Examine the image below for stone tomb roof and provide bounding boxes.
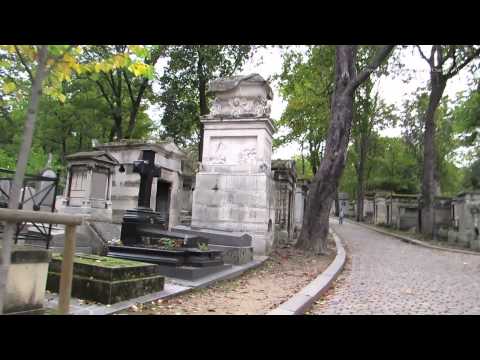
[95,140,186,160]
[272,159,297,185]
[207,73,273,100]
[205,73,274,121]
[66,150,119,167]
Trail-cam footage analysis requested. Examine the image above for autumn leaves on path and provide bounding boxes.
[120,238,336,315]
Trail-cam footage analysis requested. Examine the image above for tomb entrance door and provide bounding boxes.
[156,180,171,225]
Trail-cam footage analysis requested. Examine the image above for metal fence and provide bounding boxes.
[0,168,59,249]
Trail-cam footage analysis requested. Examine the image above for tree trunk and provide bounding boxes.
[421,74,446,237]
[296,46,356,254]
[197,53,208,162]
[295,45,394,253]
[0,45,49,314]
[125,79,149,139]
[112,114,123,140]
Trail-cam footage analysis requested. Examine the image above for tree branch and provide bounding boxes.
[122,70,136,105]
[347,45,395,94]
[416,45,432,65]
[446,47,480,79]
[95,80,115,110]
[14,46,34,82]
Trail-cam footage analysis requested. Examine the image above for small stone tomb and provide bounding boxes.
[46,254,164,305]
[272,159,297,245]
[447,192,480,250]
[388,193,419,231]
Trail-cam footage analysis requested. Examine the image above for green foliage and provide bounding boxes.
[0,45,158,180]
[292,154,314,180]
[276,46,335,173]
[157,45,253,146]
[197,242,209,251]
[451,80,480,162]
[339,136,421,198]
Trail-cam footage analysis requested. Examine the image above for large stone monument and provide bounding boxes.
[189,74,275,255]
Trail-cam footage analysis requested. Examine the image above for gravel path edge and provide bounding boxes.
[267,228,346,315]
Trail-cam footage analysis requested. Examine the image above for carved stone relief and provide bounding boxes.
[210,96,271,118]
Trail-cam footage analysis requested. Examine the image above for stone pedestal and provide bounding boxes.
[190,74,275,255]
[1,245,51,314]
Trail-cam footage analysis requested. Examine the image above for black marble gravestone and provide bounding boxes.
[120,150,165,245]
[112,150,229,280]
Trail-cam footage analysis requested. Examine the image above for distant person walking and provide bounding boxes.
[339,208,344,224]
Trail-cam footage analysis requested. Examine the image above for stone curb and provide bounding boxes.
[267,228,346,315]
[345,219,480,257]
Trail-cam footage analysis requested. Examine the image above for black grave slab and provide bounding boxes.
[107,245,224,267]
[172,226,252,247]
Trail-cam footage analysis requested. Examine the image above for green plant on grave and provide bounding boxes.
[197,242,209,251]
[159,237,177,249]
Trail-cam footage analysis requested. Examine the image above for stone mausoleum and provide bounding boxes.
[187,74,276,255]
[61,140,186,230]
[388,193,419,231]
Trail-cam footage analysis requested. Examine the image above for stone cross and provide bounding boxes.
[133,150,161,209]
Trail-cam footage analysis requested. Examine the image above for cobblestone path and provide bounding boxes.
[312,221,480,315]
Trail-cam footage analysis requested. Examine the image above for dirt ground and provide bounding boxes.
[118,236,336,315]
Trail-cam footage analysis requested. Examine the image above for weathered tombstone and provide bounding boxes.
[389,194,419,231]
[0,179,10,207]
[62,151,118,220]
[272,159,297,245]
[447,192,480,250]
[363,192,375,223]
[434,196,453,240]
[36,168,57,211]
[187,74,275,255]
[374,193,388,225]
[294,178,309,237]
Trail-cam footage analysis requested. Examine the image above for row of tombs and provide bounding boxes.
[335,191,480,250]
[0,74,314,312]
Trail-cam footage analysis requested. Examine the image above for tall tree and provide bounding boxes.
[158,45,253,157]
[416,45,480,237]
[351,46,397,222]
[296,45,394,253]
[82,45,164,140]
[276,46,335,174]
[0,45,155,313]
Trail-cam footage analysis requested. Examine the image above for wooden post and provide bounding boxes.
[58,224,76,315]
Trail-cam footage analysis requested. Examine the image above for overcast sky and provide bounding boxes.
[150,46,474,161]
[241,46,474,160]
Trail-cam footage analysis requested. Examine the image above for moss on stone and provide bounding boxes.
[51,253,150,268]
